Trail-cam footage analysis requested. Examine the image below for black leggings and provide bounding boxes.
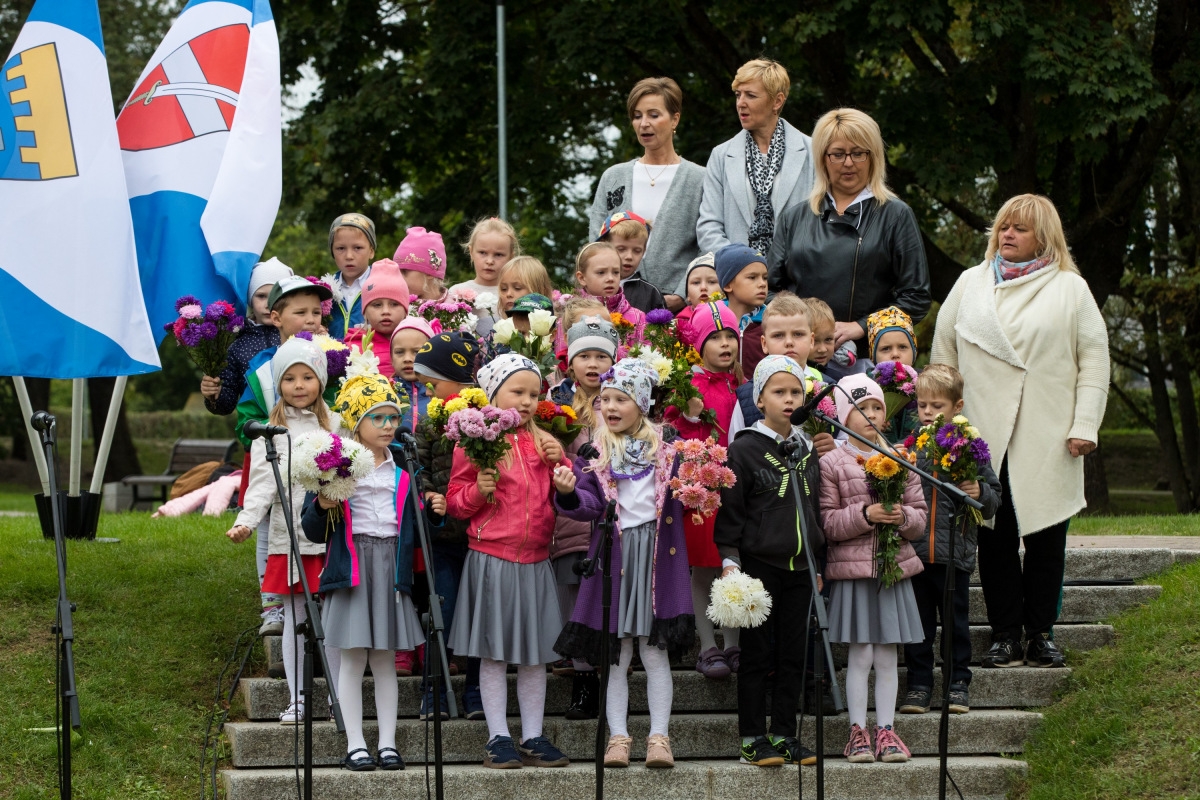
[977,459,1068,642]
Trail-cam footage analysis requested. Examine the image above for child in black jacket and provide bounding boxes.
[714,355,824,768]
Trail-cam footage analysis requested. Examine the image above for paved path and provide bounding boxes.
[1068,535,1200,550]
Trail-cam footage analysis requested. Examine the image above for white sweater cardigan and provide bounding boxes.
[931,262,1110,536]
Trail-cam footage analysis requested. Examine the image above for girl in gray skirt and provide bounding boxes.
[302,373,446,772]
[818,374,928,765]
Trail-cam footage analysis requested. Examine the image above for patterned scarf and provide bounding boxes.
[610,429,656,480]
[992,253,1052,282]
[745,119,786,254]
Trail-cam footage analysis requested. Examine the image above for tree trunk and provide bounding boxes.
[87,377,141,484]
[1083,446,1110,515]
[1170,351,1199,508]
[1140,312,1192,512]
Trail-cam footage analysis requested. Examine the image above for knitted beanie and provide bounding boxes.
[391,316,438,341]
[566,316,619,362]
[393,227,447,280]
[328,213,376,252]
[601,358,659,415]
[247,257,294,305]
[478,353,539,402]
[334,373,403,432]
[714,243,766,289]
[685,300,740,352]
[753,354,805,402]
[684,251,717,289]
[835,374,886,426]
[414,331,478,385]
[271,337,328,393]
[361,259,412,310]
[866,305,916,362]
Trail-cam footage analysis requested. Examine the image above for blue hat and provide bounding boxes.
[714,244,766,290]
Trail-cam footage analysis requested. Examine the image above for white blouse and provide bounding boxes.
[631,161,680,225]
[617,472,657,529]
[348,451,400,538]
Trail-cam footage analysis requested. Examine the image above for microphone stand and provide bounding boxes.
[577,498,617,800]
[260,433,343,800]
[801,397,982,800]
[394,433,457,800]
[779,437,842,800]
[34,412,79,800]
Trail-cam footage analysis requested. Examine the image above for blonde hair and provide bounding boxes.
[762,291,810,327]
[803,297,835,330]
[604,219,649,243]
[561,297,607,329]
[916,364,964,404]
[731,58,790,102]
[498,256,554,317]
[626,77,683,120]
[463,216,521,259]
[985,194,1079,274]
[808,108,897,214]
[269,396,333,433]
[589,416,661,475]
[574,242,620,290]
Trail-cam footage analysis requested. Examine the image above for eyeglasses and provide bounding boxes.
[364,413,400,428]
[826,150,870,163]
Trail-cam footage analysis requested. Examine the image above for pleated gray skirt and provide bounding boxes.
[828,577,923,645]
[448,550,563,666]
[617,521,657,639]
[322,534,424,651]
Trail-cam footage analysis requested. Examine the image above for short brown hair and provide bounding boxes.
[604,219,649,243]
[626,77,683,121]
[917,364,964,404]
[762,291,810,326]
[803,297,835,329]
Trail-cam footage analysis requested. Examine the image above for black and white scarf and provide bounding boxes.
[745,119,786,254]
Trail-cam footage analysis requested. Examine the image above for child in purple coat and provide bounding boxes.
[553,359,694,770]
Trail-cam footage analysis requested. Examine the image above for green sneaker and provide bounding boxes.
[739,736,785,767]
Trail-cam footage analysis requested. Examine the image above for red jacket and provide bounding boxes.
[818,444,927,582]
[664,366,740,446]
[446,428,564,564]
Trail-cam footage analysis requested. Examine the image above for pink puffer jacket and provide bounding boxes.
[818,444,927,582]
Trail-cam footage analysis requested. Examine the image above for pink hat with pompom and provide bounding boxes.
[362,259,411,311]
[391,316,440,340]
[393,227,447,280]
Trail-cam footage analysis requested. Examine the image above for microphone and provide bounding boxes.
[243,420,289,440]
[30,411,55,433]
[577,442,600,461]
[395,425,419,450]
[790,382,837,425]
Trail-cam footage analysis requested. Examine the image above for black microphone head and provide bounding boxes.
[577,442,600,461]
[30,410,55,432]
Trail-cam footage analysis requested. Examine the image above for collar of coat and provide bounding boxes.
[953,261,1063,370]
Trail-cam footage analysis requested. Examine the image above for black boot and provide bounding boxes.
[565,670,599,720]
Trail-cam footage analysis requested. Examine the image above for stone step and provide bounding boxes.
[969,546,1175,583]
[240,665,1069,722]
[225,708,1041,768]
[224,757,1026,800]
[973,583,1158,624]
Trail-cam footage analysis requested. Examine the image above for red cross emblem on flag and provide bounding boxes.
[117,24,250,152]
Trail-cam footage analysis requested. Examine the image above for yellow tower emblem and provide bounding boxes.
[0,42,78,180]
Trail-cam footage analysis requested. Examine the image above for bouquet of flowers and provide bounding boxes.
[534,400,583,448]
[906,414,992,523]
[610,312,637,348]
[445,404,524,501]
[633,309,711,424]
[800,378,837,438]
[491,313,557,375]
[859,452,910,588]
[290,430,374,502]
[424,386,489,438]
[871,360,919,421]
[670,437,737,524]
[306,276,334,326]
[707,571,772,628]
[163,296,245,376]
[293,331,351,383]
[416,291,476,334]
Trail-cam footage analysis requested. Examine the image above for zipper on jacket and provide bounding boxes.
[845,201,871,323]
[516,431,531,562]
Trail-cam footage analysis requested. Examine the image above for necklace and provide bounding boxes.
[640,159,675,187]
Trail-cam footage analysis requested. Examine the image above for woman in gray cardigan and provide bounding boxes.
[589,77,705,312]
[696,59,816,258]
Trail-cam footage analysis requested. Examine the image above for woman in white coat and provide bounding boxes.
[931,194,1109,670]
[695,59,816,258]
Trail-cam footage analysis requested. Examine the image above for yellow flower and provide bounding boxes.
[864,453,901,479]
[561,405,577,421]
[427,398,444,419]
[685,347,702,365]
[445,397,468,413]
[941,454,953,469]
[916,432,930,450]
[952,415,968,425]
[460,387,488,407]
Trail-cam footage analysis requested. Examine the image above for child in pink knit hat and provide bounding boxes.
[343,260,411,379]
[394,227,447,302]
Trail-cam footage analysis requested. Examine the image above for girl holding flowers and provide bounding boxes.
[554,359,694,769]
[300,372,442,772]
[445,354,574,770]
[818,374,927,764]
[225,338,348,725]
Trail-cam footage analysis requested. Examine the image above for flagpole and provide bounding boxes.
[69,379,84,496]
[12,377,50,495]
[89,376,127,495]
[496,0,507,219]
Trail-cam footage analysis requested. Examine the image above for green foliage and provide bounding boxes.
[127,339,202,413]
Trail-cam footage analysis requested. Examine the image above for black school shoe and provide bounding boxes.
[1025,633,1066,668]
[947,684,970,714]
[981,638,1024,668]
[771,735,818,765]
[898,686,932,714]
[376,747,405,770]
[342,748,376,771]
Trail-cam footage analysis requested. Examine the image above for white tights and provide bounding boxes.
[281,597,306,706]
[845,643,898,729]
[606,637,672,738]
[338,648,399,754]
[691,567,739,652]
[480,658,546,743]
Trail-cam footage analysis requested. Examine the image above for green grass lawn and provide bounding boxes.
[0,510,260,800]
[1071,513,1200,536]
[1014,556,1200,799]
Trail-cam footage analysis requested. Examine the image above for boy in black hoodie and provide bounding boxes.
[714,355,824,768]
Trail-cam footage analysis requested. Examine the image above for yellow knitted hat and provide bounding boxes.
[866,306,915,361]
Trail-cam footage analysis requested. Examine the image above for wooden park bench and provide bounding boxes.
[121,438,239,509]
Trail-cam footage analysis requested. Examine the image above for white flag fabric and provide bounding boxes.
[0,0,160,377]
[118,0,281,338]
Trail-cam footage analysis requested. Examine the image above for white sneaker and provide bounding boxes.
[279,701,305,725]
[259,606,284,636]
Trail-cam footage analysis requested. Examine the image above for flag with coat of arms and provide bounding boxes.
[0,0,160,378]
[119,0,281,338]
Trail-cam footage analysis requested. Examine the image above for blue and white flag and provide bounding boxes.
[0,0,160,378]
[118,0,281,338]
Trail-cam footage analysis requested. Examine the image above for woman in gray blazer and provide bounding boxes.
[589,77,706,311]
[696,59,816,258]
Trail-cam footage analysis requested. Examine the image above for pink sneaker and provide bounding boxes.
[395,649,416,677]
[843,724,874,763]
[872,725,911,763]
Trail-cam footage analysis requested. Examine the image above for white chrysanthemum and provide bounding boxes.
[966,425,980,439]
[491,317,517,343]
[461,313,479,333]
[707,571,773,628]
[342,345,381,384]
[291,431,374,502]
[952,415,968,425]
[475,292,499,311]
[528,309,556,337]
[636,347,674,382]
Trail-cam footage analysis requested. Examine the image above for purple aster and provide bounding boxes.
[968,437,991,465]
[229,315,245,331]
[646,309,674,325]
[178,325,202,347]
[175,294,202,312]
[935,424,957,449]
[326,348,349,377]
[875,361,895,384]
[196,321,219,340]
[295,331,314,341]
[314,451,342,471]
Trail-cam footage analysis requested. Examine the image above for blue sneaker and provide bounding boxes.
[463,683,485,720]
[419,680,449,721]
[519,735,570,767]
[484,735,522,769]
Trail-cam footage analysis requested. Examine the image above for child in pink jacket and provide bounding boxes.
[819,374,927,765]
